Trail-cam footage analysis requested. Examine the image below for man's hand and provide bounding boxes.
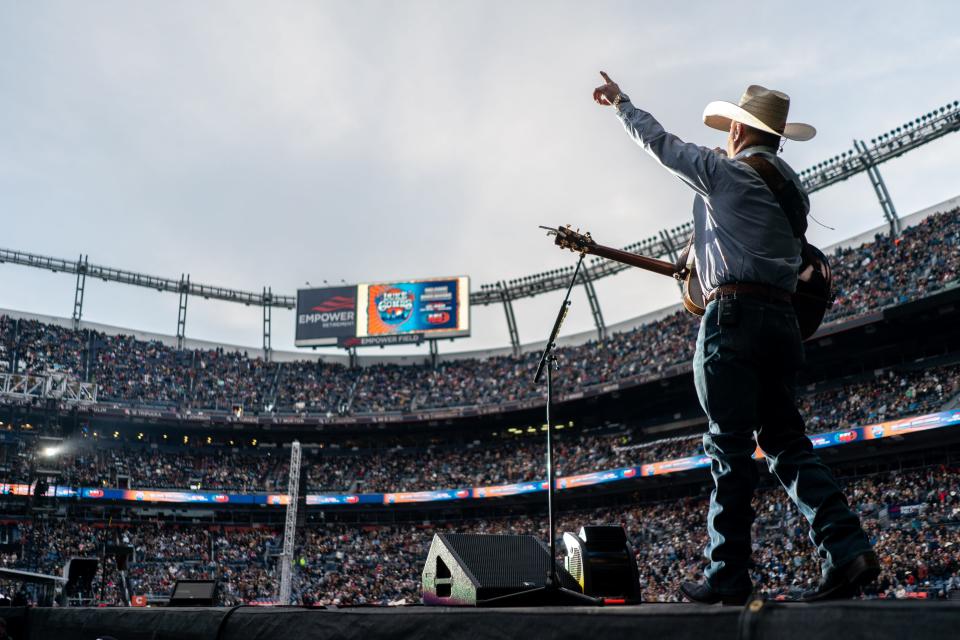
[593,71,621,106]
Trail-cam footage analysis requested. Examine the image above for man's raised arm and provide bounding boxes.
[594,71,721,197]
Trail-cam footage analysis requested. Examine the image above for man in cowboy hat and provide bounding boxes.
[593,73,878,604]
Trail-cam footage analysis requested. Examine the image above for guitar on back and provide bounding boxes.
[542,225,833,340]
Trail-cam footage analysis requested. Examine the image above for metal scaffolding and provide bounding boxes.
[262,286,273,362]
[854,139,901,236]
[0,372,97,404]
[497,282,521,356]
[579,264,606,341]
[176,275,189,350]
[72,255,88,329]
[278,440,302,605]
[798,101,959,195]
[0,247,296,308]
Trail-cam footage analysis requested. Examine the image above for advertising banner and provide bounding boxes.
[862,410,960,440]
[640,455,712,477]
[0,483,32,496]
[471,481,543,499]
[383,488,471,504]
[80,487,261,504]
[337,334,424,348]
[306,494,381,506]
[7,410,959,507]
[0,483,75,497]
[355,277,470,339]
[295,286,358,346]
[557,467,638,489]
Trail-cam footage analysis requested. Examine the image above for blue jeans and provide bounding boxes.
[693,297,872,593]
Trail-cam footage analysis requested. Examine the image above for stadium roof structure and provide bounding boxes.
[1,100,958,357]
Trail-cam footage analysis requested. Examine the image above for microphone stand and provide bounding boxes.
[480,252,601,607]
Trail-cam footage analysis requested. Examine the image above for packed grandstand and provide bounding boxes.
[3,206,958,415]
[1,204,960,607]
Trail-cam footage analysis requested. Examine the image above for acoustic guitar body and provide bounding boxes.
[680,252,833,340]
[681,270,706,316]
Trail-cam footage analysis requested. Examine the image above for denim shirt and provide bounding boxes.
[615,102,808,293]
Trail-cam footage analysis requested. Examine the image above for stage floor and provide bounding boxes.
[3,600,959,640]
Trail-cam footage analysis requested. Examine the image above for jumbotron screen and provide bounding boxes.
[356,277,470,339]
[295,276,470,347]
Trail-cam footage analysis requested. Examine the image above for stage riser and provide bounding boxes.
[3,601,958,640]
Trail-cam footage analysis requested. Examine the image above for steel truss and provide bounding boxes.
[798,102,960,194]
[0,372,97,404]
[497,282,521,356]
[176,274,189,350]
[262,286,273,362]
[72,254,88,329]
[579,264,606,340]
[278,440,301,605]
[854,139,901,236]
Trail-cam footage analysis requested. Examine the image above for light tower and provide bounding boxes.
[278,439,302,605]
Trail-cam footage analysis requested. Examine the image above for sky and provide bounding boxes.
[1,1,958,358]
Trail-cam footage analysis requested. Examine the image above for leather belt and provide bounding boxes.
[706,282,792,304]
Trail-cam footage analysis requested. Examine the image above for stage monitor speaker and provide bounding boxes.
[421,533,580,606]
[168,579,218,607]
[62,557,99,596]
[562,525,641,602]
[105,544,134,571]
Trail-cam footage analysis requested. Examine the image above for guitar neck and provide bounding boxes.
[588,244,678,278]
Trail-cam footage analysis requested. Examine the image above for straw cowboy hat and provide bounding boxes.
[703,85,816,141]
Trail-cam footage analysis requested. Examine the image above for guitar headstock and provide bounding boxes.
[540,225,596,255]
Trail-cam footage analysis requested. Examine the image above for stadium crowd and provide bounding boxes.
[0,209,958,609]
[2,464,960,605]
[0,208,957,416]
[3,361,955,494]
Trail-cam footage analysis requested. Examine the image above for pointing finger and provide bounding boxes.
[599,71,614,85]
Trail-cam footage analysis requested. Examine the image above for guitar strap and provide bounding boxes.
[674,230,695,277]
[740,155,835,334]
[738,155,808,239]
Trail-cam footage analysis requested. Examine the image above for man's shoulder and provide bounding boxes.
[735,151,805,192]
[748,150,799,177]
[766,154,800,180]
[705,152,778,193]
